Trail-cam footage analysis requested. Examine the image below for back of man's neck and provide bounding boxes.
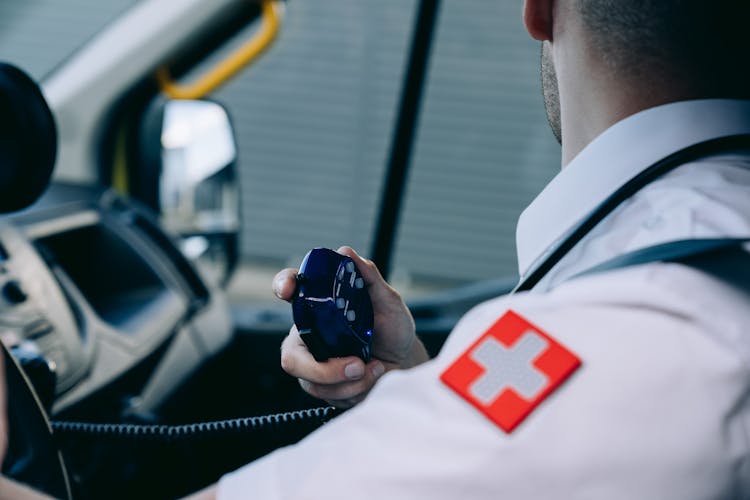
[560,78,710,167]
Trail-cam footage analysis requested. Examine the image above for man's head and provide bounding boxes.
[526,0,750,158]
[577,0,750,96]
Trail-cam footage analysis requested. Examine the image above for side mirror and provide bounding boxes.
[136,99,240,287]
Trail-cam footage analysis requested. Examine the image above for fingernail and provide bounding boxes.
[372,362,385,378]
[344,362,364,380]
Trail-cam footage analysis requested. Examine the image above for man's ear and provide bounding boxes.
[523,0,555,41]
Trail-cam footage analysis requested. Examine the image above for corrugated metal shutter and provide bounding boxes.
[0,0,560,287]
[212,0,417,268]
[213,0,559,284]
[392,0,560,284]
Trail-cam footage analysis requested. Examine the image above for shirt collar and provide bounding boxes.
[516,99,750,277]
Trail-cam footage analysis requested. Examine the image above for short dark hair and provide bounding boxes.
[578,0,750,97]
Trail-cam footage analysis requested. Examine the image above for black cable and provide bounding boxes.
[51,406,338,444]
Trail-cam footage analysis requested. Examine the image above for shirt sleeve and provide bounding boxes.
[218,265,750,500]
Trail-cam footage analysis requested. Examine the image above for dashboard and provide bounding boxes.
[0,183,233,419]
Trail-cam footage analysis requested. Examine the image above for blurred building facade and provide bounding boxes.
[0,0,559,288]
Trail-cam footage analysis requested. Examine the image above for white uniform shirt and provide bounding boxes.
[219,99,750,499]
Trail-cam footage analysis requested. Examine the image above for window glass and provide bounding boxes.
[212,1,417,303]
[0,0,560,303]
[0,0,139,81]
[220,0,559,302]
[391,1,560,294]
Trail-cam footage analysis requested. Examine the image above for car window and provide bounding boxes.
[214,0,559,302]
[391,1,560,293]
[212,1,416,303]
[0,0,560,304]
[0,0,139,81]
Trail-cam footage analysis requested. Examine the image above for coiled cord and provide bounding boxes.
[51,406,338,444]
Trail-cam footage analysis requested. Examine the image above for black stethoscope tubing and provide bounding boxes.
[513,133,750,293]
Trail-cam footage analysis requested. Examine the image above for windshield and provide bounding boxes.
[0,0,560,304]
[0,0,139,81]
[211,1,560,302]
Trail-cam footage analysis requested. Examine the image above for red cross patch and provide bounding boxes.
[440,310,581,433]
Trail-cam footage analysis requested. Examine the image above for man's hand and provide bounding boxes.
[274,246,428,408]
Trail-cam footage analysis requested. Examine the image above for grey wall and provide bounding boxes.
[212,0,560,283]
[0,0,560,286]
[212,1,415,268]
[393,1,560,282]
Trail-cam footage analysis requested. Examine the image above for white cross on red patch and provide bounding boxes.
[441,310,581,433]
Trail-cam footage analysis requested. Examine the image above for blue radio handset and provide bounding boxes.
[292,248,374,362]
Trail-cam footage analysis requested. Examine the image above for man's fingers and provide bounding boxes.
[280,329,368,385]
[336,246,382,284]
[299,360,386,404]
[276,247,407,409]
[299,379,367,410]
[336,246,401,304]
[272,268,299,301]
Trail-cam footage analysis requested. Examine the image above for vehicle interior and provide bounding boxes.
[0,1,561,498]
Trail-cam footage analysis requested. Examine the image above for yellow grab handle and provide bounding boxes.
[157,0,282,100]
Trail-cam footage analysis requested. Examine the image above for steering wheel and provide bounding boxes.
[0,62,71,497]
[2,345,72,498]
